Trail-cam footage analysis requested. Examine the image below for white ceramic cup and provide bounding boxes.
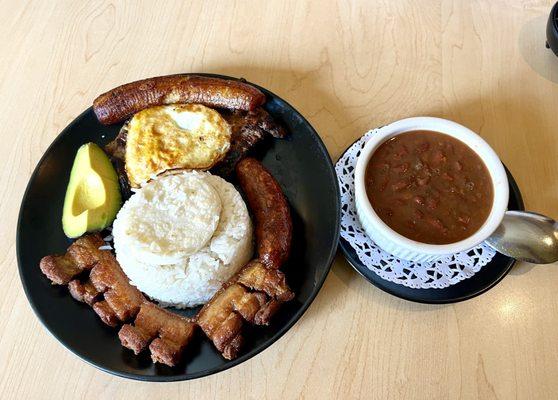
[354,117,509,262]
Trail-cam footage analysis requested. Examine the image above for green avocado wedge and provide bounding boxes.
[62,142,122,238]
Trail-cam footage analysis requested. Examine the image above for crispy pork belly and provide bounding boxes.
[88,251,144,323]
[40,234,196,365]
[119,302,196,366]
[68,280,100,305]
[236,260,294,302]
[39,233,144,327]
[197,283,268,360]
[39,235,104,284]
[197,260,293,359]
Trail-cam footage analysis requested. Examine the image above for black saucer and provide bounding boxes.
[337,140,524,304]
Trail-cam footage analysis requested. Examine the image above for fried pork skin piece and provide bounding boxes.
[198,260,294,359]
[39,235,104,284]
[93,75,266,125]
[68,279,99,305]
[39,233,144,327]
[119,302,196,366]
[236,260,294,302]
[236,158,292,269]
[197,283,269,360]
[40,235,194,365]
[87,251,145,326]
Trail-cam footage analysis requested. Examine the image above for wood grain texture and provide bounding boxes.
[2,0,558,399]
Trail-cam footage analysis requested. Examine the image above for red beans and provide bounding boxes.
[392,180,408,191]
[426,197,439,210]
[442,172,454,181]
[425,216,448,234]
[365,130,493,244]
[413,209,424,219]
[416,142,430,153]
[417,175,430,186]
[394,163,409,174]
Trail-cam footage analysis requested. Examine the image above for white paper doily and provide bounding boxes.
[336,129,496,289]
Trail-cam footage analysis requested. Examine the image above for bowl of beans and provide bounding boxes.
[354,117,509,262]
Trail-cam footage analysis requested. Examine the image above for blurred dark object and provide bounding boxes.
[547,2,558,57]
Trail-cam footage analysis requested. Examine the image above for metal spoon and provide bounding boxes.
[486,211,558,264]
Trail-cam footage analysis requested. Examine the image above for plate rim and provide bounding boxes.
[16,74,341,381]
[336,136,525,304]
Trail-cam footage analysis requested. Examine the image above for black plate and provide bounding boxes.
[17,74,340,381]
[338,141,524,304]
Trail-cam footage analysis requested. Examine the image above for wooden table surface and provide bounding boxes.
[2,1,558,399]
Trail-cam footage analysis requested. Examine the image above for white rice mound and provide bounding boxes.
[113,172,221,265]
[112,171,253,308]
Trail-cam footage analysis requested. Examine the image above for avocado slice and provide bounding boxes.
[62,142,122,238]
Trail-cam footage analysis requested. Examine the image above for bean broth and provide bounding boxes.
[365,130,493,244]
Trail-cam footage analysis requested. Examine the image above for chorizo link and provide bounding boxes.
[236,158,292,269]
[93,74,266,125]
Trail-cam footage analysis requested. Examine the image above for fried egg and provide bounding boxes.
[125,104,231,187]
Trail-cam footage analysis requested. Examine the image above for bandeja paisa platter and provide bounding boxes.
[17,73,341,381]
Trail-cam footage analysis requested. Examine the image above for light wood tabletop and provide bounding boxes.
[2,1,558,399]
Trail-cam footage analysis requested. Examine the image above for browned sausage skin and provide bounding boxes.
[236,158,292,269]
[93,75,266,125]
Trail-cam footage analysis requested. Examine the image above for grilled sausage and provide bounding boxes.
[93,74,266,125]
[236,158,292,269]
